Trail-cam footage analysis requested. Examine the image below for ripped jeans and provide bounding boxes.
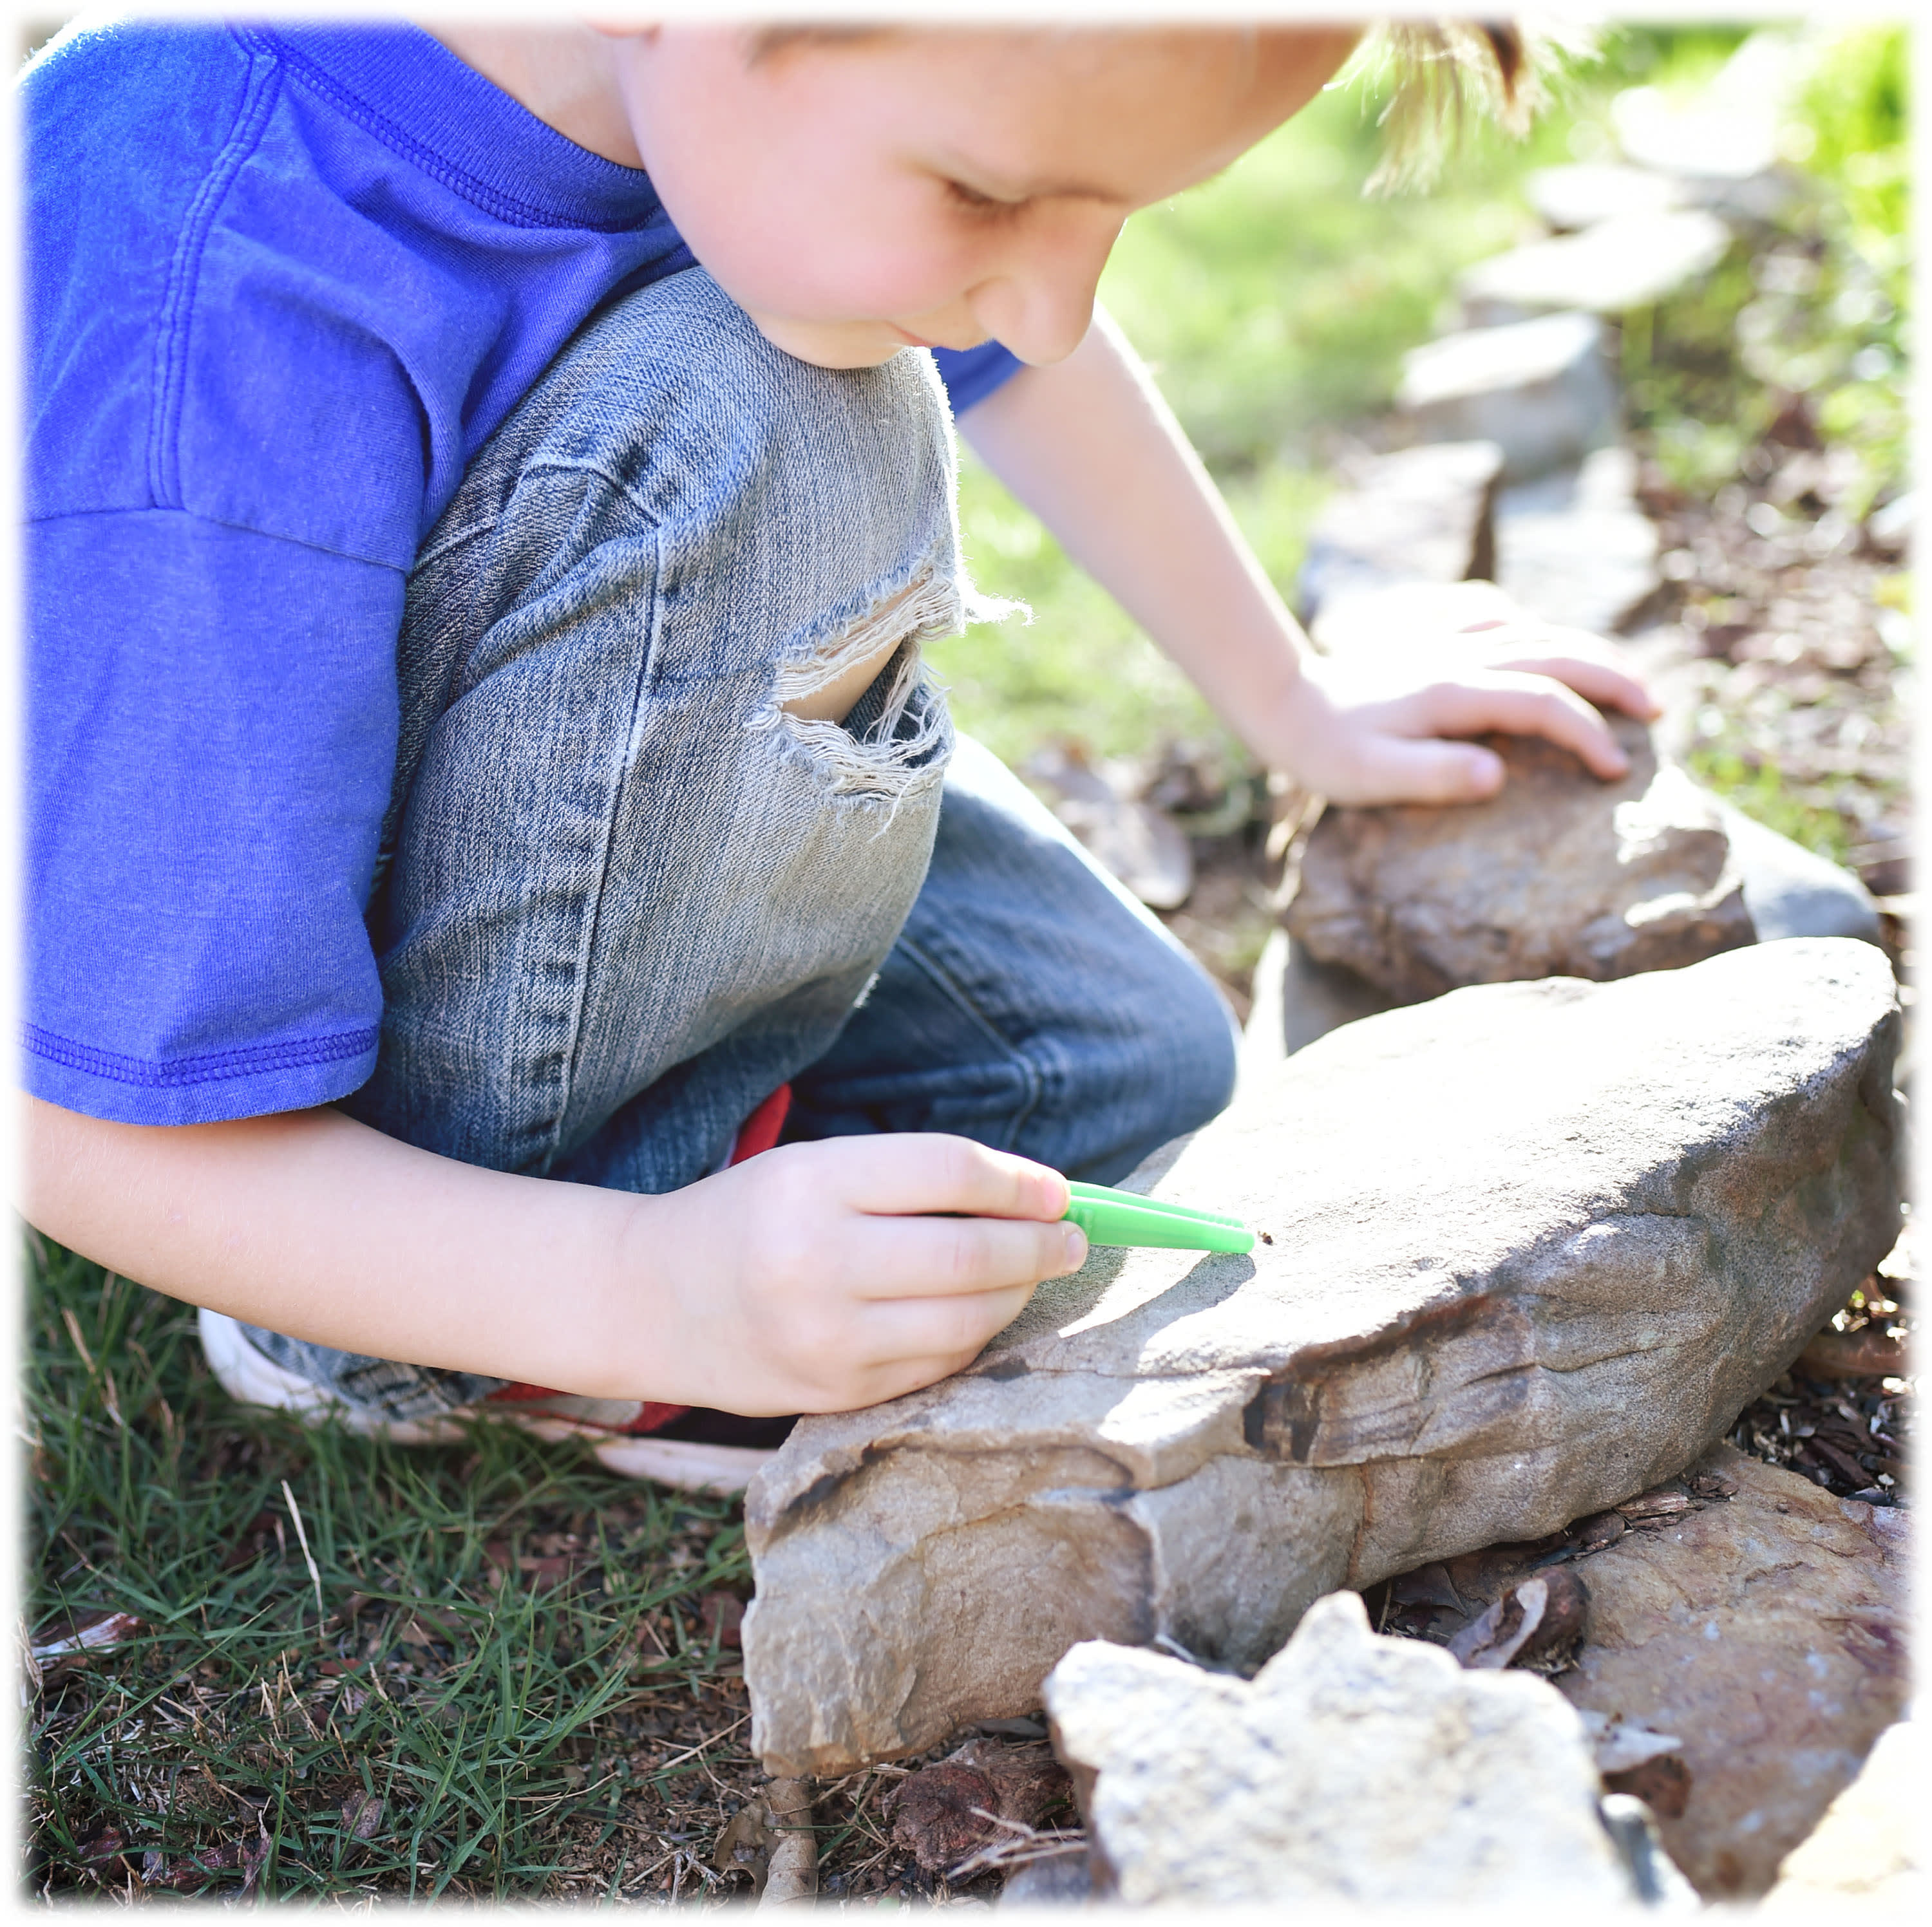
[241,269,1240,1419]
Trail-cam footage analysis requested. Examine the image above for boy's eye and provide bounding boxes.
[944,179,1025,219]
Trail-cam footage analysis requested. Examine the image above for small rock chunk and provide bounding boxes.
[1044,1592,1638,1907]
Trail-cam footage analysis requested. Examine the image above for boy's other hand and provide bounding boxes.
[1273,621,1662,808]
[632,1136,1086,1416]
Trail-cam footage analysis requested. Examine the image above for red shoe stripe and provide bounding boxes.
[484,1383,693,1435]
[489,1381,565,1405]
[730,1083,792,1164]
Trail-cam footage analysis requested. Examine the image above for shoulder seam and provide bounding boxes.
[26,503,408,574]
[267,33,645,234]
[147,29,283,511]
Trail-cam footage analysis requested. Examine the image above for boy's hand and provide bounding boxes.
[636,1135,1086,1416]
[1269,621,1662,808]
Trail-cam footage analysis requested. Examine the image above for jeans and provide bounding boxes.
[240,269,1240,1420]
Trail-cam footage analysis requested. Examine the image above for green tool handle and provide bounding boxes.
[1061,1183,1255,1254]
[1066,1180,1245,1230]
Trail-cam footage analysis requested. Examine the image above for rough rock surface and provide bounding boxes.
[742,940,1899,1774]
[1553,1445,1909,1901]
[1397,311,1616,481]
[1285,715,1754,1004]
[1043,1593,1636,1908]
[1379,1442,1909,1902]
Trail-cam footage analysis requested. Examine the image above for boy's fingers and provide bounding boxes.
[1401,675,1629,780]
[1485,652,1661,720]
[1345,737,1506,807]
[805,1133,1071,1223]
[843,1213,1086,1300]
[849,1282,1042,1362]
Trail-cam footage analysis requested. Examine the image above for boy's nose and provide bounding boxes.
[971,222,1121,366]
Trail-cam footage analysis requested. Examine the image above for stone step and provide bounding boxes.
[1455,209,1732,329]
[1296,439,1503,623]
[1396,310,1617,484]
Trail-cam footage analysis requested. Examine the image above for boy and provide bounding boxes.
[19,17,1657,1492]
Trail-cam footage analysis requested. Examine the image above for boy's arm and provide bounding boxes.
[18,1096,1083,1416]
[958,309,1659,805]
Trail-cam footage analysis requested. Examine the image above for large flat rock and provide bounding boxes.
[743,939,1899,1774]
[1457,211,1732,327]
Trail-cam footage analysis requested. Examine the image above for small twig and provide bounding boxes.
[61,1306,97,1375]
[649,1709,751,1776]
[279,1480,325,1624]
[947,1809,1087,1883]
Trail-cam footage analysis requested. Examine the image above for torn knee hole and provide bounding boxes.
[778,579,927,726]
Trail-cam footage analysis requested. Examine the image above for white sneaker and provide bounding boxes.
[196,1308,786,1496]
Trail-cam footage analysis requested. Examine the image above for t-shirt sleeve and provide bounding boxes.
[23,509,405,1125]
[931,342,1025,414]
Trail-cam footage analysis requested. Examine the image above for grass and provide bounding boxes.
[24,1234,774,1902]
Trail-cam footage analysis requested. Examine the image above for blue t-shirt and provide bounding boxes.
[21,18,1021,1127]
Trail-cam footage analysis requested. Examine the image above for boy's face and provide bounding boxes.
[613,26,1358,370]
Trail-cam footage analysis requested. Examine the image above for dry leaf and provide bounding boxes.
[32,1609,141,1662]
[1617,1487,1696,1522]
[341,1792,386,1841]
[1448,1568,1589,1671]
[1571,1510,1629,1554]
[701,1591,746,1649]
[714,1798,773,1895]
[759,1778,818,1907]
[1577,1710,1685,1775]
[138,1843,246,1892]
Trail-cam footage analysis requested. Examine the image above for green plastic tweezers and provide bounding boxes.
[1060,1179,1256,1254]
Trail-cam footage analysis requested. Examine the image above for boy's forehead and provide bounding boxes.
[772,24,1357,198]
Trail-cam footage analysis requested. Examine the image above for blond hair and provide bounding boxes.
[1350,17,1595,191]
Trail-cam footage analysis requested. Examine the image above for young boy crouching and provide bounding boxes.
[20,18,1656,1491]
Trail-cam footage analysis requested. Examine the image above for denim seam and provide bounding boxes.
[147,32,283,509]
[886,937,1046,1153]
[21,1022,377,1088]
[537,527,667,1175]
[409,512,499,579]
